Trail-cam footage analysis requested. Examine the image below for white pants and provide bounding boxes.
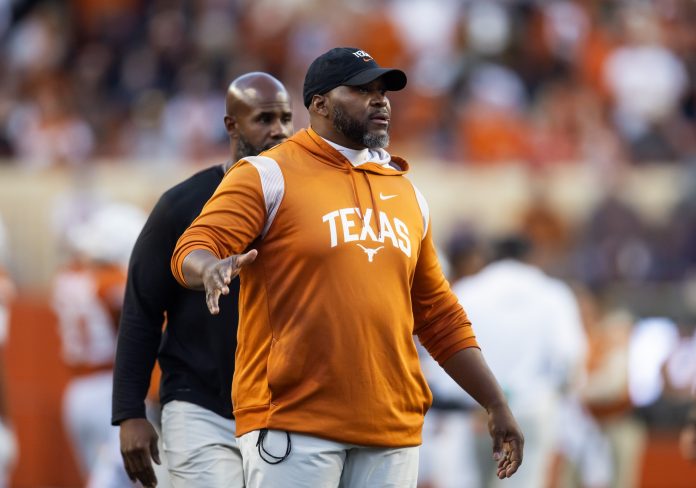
[63,371,116,475]
[87,426,139,488]
[0,420,17,488]
[88,402,171,488]
[64,371,137,487]
[420,390,559,488]
[161,400,243,488]
[556,396,613,488]
[419,410,481,488]
[238,429,419,488]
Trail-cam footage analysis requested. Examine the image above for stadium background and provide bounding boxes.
[1,0,696,486]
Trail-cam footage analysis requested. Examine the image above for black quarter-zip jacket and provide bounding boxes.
[112,164,239,424]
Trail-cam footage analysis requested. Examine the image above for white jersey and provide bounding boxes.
[424,259,587,413]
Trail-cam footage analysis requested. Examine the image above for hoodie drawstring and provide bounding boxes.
[362,171,382,240]
[348,168,364,223]
[348,168,382,240]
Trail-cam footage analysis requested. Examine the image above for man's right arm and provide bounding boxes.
[112,197,176,487]
[180,249,220,289]
[112,198,173,425]
[172,161,269,313]
[181,249,257,315]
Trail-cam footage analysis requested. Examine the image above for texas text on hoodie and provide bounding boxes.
[172,128,478,448]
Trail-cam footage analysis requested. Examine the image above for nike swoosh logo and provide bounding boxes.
[379,192,398,200]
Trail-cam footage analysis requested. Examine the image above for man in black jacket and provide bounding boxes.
[112,72,293,488]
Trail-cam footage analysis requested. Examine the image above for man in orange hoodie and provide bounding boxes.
[172,47,524,487]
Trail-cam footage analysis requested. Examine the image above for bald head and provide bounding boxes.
[226,72,290,117]
[224,72,293,162]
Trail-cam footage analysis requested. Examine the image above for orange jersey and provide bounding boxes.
[52,262,126,373]
[172,128,478,447]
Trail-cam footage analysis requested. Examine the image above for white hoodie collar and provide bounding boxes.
[321,137,394,169]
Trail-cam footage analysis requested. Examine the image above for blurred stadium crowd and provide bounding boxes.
[0,0,696,487]
[0,0,695,167]
[0,0,695,281]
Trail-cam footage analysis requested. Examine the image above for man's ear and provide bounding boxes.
[311,95,329,117]
[224,115,238,137]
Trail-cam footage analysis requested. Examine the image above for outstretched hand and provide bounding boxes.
[487,404,524,479]
[202,249,257,314]
[120,418,160,488]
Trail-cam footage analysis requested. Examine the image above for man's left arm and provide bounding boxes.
[411,224,523,479]
[441,347,524,479]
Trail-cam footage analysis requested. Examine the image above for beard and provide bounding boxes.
[235,134,267,160]
[332,106,389,149]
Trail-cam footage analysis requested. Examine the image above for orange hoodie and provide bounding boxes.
[172,128,478,447]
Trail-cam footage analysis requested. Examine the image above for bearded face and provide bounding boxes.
[331,105,390,150]
[235,133,267,160]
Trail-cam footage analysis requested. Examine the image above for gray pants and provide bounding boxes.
[238,429,419,488]
[162,401,243,488]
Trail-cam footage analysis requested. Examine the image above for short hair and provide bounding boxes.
[492,235,532,261]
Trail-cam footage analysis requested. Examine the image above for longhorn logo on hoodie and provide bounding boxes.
[322,207,411,261]
[357,244,383,263]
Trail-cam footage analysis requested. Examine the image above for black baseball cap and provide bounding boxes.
[303,47,407,108]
